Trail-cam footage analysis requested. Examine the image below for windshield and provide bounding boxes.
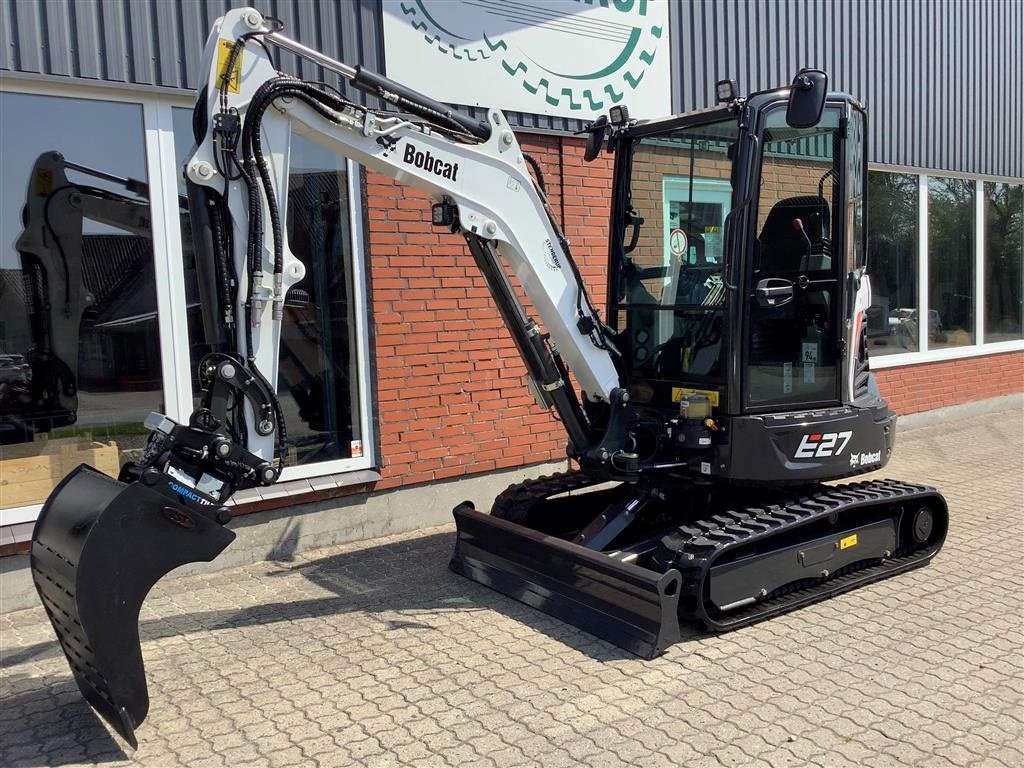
[615,117,739,386]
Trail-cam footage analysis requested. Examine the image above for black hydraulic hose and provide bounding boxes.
[519,151,612,355]
[235,77,352,460]
[522,152,546,195]
[242,78,350,280]
[192,86,209,144]
[350,66,491,141]
[207,191,235,328]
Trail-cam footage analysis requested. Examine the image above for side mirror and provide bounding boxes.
[583,115,609,162]
[786,68,828,128]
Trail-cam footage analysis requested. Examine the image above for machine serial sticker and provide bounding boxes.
[671,387,719,406]
[839,534,858,550]
[217,39,243,93]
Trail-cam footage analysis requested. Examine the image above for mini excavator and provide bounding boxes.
[29,8,947,748]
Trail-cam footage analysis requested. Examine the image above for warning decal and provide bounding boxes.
[216,39,242,94]
[668,228,688,257]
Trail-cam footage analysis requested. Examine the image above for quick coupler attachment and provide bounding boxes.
[30,464,235,748]
[450,502,682,660]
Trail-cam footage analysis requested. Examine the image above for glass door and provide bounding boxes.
[745,106,844,409]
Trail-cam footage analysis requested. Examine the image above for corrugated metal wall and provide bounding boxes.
[2,0,1020,178]
[0,0,386,104]
[668,0,1022,179]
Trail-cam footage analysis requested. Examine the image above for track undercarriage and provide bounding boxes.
[450,471,948,657]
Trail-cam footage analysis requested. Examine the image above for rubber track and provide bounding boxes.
[651,478,946,631]
[490,471,602,523]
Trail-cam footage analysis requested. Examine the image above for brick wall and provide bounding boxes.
[364,135,614,490]
[875,352,1024,415]
[363,132,1021,492]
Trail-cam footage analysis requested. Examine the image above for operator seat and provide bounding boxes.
[757,195,830,274]
[751,195,832,366]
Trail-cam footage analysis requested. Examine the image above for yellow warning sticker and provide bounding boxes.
[216,39,242,94]
[839,533,858,550]
[671,387,720,406]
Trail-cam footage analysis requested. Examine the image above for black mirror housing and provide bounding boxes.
[583,115,609,162]
[786,68,828,128]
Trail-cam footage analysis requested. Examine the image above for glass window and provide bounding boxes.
[928,176,975,348]
[747,107,842,407]
[846,109,866,271]
[0,92,160,511]
[172,108,365,468]
[614,118,737,388]
[983,182,1023,342]
[867,171,919,354]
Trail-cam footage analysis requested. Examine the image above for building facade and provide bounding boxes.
[1,0,1021,552]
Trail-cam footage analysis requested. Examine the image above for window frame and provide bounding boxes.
[867,164,1024,370]
[662,176,733,266]
[0,77,376,525]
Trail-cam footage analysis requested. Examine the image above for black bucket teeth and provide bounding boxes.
[30,465,236,748]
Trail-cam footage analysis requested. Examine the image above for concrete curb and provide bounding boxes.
[896,393,1023,431]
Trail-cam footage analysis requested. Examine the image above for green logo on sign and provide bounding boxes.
[398,0,664,112]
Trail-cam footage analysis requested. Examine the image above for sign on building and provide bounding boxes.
[382,0,672,120]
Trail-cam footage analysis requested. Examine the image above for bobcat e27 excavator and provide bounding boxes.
[29,8,948,748]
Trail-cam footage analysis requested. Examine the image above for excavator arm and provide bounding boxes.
[28,7,634,747]
[180,9,625,475]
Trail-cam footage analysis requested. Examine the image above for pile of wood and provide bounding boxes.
[0,436,119,508]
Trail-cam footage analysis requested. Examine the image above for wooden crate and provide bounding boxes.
[0,438,120,509]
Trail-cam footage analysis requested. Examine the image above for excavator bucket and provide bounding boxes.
[450,503,682,660]
[30,465,235,748]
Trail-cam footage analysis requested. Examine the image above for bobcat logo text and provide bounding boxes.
[402,142,460,181]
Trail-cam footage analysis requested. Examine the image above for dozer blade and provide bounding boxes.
[450,503,681,660]
[30,465,235,748]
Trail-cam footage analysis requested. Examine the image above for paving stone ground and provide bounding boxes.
[1,408,1022,768]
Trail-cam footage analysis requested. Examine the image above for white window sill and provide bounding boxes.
[228,469,381,506]
[870,339,1024,369]
[0,469,383,544]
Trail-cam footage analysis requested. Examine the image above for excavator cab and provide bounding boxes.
[606,82,875,478]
